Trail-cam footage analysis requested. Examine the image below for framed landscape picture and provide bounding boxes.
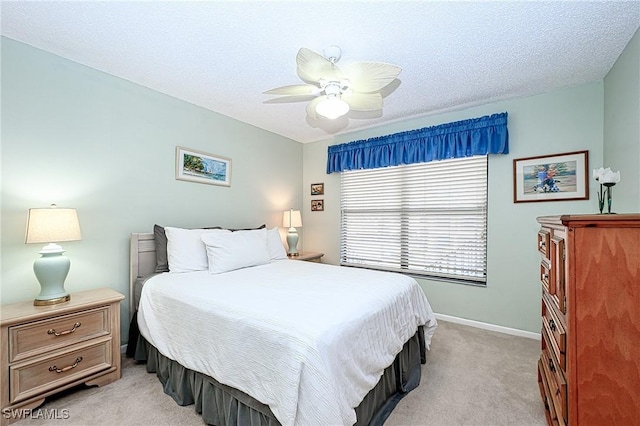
[176,146,232,187]
[513,150,588,203]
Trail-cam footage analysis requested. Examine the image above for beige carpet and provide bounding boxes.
[14,320,546,426]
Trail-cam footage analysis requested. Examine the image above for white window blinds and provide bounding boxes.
[340,155,488,283]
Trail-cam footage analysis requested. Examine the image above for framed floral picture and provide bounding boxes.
[513,150,589,203]
[311,199,324,211]
[311,183,324,195]
[176,146,232,187]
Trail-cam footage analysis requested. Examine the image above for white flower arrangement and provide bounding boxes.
[593,167,620,214]
[593,167,621,184]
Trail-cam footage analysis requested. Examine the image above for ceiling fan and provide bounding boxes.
[263,46,402,120]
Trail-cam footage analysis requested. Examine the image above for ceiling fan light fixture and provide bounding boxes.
[264,47,401,122]
[315,96,350,119]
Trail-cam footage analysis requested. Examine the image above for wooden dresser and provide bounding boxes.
[1,288,124,425]
[536,214,640,425]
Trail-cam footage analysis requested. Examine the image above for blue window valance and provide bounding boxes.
[326,112,509,173]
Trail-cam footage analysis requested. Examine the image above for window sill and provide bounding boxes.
[340,263,487,287]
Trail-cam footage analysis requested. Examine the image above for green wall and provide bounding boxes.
[604,28,640,213]
[1,38,303,341]
[303,83,607,333]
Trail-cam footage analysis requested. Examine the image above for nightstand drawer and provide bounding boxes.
[289,252,324,262]
[9,306,110,363]
[9,337,113,404]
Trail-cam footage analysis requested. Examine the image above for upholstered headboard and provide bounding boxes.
[129,233,156,320]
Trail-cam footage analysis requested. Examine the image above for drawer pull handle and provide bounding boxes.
[548,319,556,332]
[48,322,81,336]
[49,357,83,374]
[548,358,556,373]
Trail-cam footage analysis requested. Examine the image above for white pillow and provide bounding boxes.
[267,227,288,260]
[165,227,230,273]
[201,228,271,274]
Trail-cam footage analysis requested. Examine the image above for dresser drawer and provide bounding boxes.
[541,327,567,424]
[9,307,110,363]
[538,358,558,426]
[538,357,564,426]
[9,337,113,404]
[542,292,566,370]
[538,229,551,261]
[540,262,552,294]
[549,235,566,314]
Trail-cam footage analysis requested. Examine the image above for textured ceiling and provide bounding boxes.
[1,1,639,144]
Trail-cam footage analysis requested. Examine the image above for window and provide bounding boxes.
[340,155,488,284]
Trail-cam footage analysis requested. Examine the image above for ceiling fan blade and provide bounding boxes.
[343,62,402,93]
[343,92,383,112]
[296,48,342,83]
[263,84,319,96]
[305,96,324,120]
[263,95,318,104]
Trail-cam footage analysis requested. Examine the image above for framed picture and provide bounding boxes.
[311,199,324,211]
[311,183,324,195]
[176,146,232,187]
[513,150,589,203]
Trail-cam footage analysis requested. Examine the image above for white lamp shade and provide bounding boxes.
[26,207,82,244]
[315,97,350,119]
[282,210,302,228]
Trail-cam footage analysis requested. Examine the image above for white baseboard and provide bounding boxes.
[435,313,541,340]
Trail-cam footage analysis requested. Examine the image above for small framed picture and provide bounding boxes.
[311,183,324,195]
[311,199,324,211]
[513,150,589,203]
[176,146,232,187]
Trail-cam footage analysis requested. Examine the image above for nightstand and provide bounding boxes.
[1,288,124,425]
[289,252,324,262]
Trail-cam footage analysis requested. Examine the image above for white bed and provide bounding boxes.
[129,229,437,426]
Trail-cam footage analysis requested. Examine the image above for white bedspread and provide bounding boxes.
[137,260,437,426]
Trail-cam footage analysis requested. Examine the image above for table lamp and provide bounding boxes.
[25,205,82,305]
[282,209,302,257]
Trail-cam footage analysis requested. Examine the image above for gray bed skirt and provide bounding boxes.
[130,315,426,426]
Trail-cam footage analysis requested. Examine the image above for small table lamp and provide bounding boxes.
[282,209,302,257]
[25,205,82,306]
